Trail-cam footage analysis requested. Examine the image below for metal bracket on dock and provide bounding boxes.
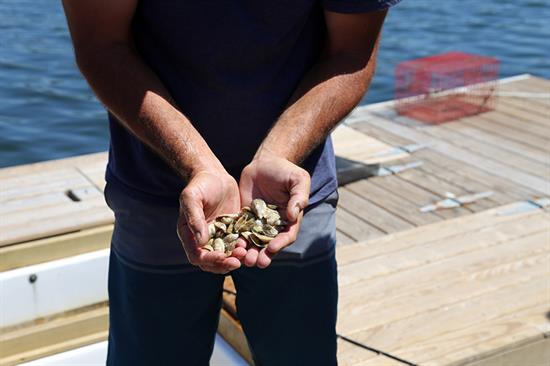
[378,161,424,176]
[527,197,550,209]
[420,191,494,213]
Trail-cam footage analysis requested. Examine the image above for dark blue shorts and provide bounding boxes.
[107,248,338,366]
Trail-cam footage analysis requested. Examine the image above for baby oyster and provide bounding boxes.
[201,198,287,256]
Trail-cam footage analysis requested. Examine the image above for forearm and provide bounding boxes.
[257,43,378,164]
[76,44,223,180]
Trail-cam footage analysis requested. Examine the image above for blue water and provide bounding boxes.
[1,0,549,168]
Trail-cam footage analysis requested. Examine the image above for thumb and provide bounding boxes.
[286,170,310,222]
[180,190,208,245]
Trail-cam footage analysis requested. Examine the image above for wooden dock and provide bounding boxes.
[1,74,549,365]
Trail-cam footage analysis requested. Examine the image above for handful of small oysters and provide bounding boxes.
[203,199,287,255]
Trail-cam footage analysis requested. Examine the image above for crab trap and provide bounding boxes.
[395,52,499,124]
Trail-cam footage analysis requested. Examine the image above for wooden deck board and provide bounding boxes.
[369,174,473,219]
[467,114,550,152]
[345,179,443,227]
[335,201,546,267]
[336,208,385,242]
[338,187,415,234]
[337,203,549,365]
[442,119,549,165]
[332,125,409,165]
[356,115,550,195]
[417,122,549,179]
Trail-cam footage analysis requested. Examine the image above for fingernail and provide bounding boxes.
[293,204,301,218]
[195,231,202,243]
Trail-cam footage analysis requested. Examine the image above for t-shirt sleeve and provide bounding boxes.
[323,0,401,13]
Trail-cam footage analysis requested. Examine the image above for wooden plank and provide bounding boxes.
[494,100,550,127]
[398,303,550,366]
[442,119,549,166]
[337,235,549,314]
[395,164,496,212]
[337,219,549,287]
[467,114,550,152]
[418,123,550,179]
[0,205,113,247]
[349,121,413,146]
[338,188,415,234]
[337,338,379,366]
[345,180,442,226]
[338,249,550,335]
[335,202,546,267]
[332,125,409,165]
[353,356,407,366]
[0,225,112,271]
[521,75,550,92]
[496,98,550,126]
[0,170,91,201]
[412,160,513,205]
[363,115,550,195]
[463,337,550,366]
[345,277,549,363]
[368,174,472,220]
[217,309,254,365]
[0,305,108,366]
[413,150,540,199]
[350,119,543,198]
[336,208,385,242]
[337,229,356,246]
[0,152,107,180]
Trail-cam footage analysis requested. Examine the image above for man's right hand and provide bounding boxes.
[177,170,247,274]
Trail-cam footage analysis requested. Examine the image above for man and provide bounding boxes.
[63,0,399,364]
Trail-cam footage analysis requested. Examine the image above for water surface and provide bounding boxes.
[0,0,548,167]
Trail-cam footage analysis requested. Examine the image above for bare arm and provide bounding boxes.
[63,0,245,273]
[62,0,223,180]
[256,10,387,163]
[239,10,387,268]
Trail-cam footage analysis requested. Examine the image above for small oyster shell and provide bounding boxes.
[264,209,281,226]
[214,221,227,232]
[208,224,216,238]
[223,233,239,244]
[251,199,268,219]
[248,233,268,248]
[262,224,279,237]
[213,238,225,252]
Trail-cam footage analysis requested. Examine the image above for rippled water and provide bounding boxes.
[1,0,549,167]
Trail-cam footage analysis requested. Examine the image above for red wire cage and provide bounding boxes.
[395,52,500,124]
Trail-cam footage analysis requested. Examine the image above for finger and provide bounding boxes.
[198,253,241,273]
[286,170,310,222]
[256,248,273,269]
[230,247,247,261]
[267,213,301,254]
[176,217,201,262]
[244,247,260,267]
[235,238,248,249]
[180,189,208,245]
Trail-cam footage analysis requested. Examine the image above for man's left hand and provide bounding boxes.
[239,155,310,268]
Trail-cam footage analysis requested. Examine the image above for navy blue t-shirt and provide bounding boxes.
[106,0,401,206]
